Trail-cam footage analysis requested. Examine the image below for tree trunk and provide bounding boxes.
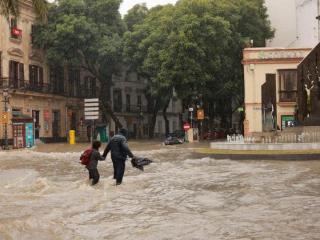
[147,96,162,138]
[98,78,123,129]
[163,98,171,137]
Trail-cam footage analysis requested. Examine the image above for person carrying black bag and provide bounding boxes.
[103,128,134,185]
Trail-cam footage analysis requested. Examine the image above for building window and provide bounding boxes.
[12,108,22,118]
[29,65,44,89]
[279,70,297,102]
[126,94,131,112]
[113,89,122,112]
[50,66,64,94]
[83,76,96,97]
[31,24,35,44]
[137,95,142,106]
[10,18,22,39]
[68,69,80,97]
[9,60,24,88]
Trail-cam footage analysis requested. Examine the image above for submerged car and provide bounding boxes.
[164,136,184,145]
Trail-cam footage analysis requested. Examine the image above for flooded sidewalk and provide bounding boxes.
[0,142,319,239]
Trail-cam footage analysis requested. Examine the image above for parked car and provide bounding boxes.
[164,136,184,145]
[167,130,185,139]
[203,128,225,140]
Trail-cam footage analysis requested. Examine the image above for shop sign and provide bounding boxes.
[258,50,306,60]
[44,110,50,120]
[281,115,295,130]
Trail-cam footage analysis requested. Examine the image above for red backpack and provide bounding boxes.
[80,149,93,166]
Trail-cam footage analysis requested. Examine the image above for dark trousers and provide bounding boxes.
[112,158,126,184]
[87,167,100,185]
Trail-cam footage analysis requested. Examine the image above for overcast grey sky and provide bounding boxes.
[120,0,177,15]
[48,0,178,15]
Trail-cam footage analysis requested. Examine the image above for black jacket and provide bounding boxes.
[87,149,104,170]
[103,134,134,161]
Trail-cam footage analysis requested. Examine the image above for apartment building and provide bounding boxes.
[110,66,182,138]
[0,1,89,147]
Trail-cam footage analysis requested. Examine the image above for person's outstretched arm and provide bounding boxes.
[121,139,134,158]
[103,142,111,158]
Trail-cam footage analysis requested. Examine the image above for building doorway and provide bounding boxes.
[71,112,77,131]
[52,110,60,139]
[261,74,277,131]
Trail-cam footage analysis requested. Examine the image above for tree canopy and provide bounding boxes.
[33,0,125,126]
[33,0,273,136]
[123,0,274,132]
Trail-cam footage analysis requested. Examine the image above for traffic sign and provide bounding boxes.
[1,112,8,124]
[84,98,99,120]
[85,116,99,120]
[183,122,191,131]
[197,109,204,120]
[85,98,99,102]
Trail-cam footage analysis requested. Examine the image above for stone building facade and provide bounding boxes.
[0,1,87,146]
[110,67,182,138]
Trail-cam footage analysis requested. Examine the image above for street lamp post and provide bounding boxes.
[2,89,9,150]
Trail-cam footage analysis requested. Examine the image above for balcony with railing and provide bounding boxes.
[113,104,148,113]
[0,77,98,99]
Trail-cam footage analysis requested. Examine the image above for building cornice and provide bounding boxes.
[243,47,312,52]
[242,58,304,65]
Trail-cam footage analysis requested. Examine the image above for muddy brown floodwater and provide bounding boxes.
[0,143,320,240]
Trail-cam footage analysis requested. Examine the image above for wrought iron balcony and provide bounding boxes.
[113,104,148,113]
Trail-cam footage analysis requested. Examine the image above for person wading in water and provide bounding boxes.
[103,128,134,185]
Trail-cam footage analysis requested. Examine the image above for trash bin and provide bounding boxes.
[96,126,108,143]
[69,130,76,144]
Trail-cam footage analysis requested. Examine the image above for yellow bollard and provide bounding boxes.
[69,130,76,145]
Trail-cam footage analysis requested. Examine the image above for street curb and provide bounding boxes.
[196,153,320,161]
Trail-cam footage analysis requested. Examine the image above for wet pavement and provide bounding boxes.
[0,142,320,239]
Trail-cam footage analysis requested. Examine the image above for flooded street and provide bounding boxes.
[0,143,320,240]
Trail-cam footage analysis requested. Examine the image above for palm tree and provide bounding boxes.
[0,0,47,21]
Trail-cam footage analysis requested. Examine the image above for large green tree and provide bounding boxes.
[124,0,273,135]
[124,5,179,137]
[33,0,125,127]
[0,0,47,21]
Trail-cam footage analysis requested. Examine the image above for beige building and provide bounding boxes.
[243,47,311,136]
[0,1,86,147]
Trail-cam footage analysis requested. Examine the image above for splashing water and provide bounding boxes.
[0,146,320,240]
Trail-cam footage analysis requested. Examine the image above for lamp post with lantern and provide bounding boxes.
[2,88,10,150]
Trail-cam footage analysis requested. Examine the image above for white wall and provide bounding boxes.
[265,0,297,47]
[265,0,319,48]
[296,0,318,47]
